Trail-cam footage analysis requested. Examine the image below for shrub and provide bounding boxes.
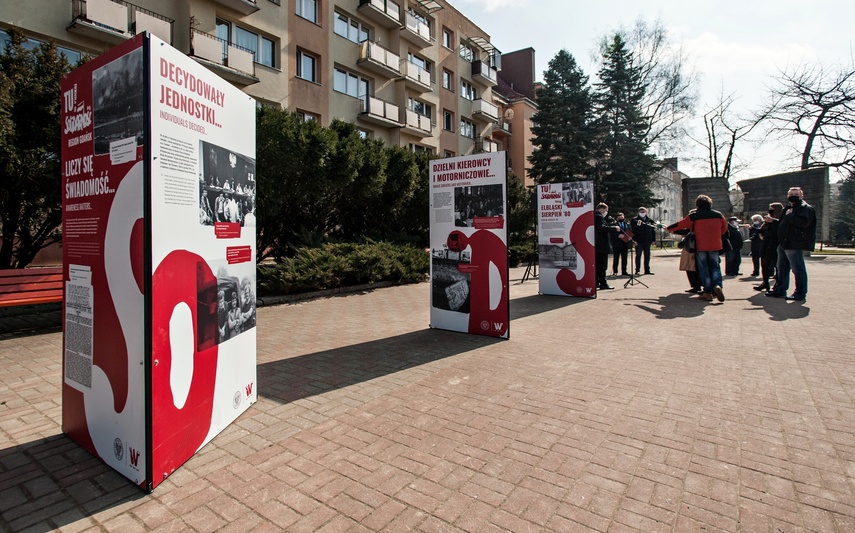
[257,242,428,296]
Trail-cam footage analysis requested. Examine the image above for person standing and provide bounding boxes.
[668,195,728,302]
[725,217,744,276]
[609,212,630,276]
[632,207,657,275]
[594,203,620,290]
[748,214,764,276]
[754,203,783,292]
[766,187,817,301]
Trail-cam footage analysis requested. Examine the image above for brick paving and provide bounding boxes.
[1,252,855,532]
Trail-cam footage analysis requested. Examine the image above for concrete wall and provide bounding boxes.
[681,177,732,216]
[737,167,830,242]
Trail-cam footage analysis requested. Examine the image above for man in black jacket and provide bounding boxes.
[632,207,657,275]
[609,212,630,276]
[595,203,620,290]
[766,187,817,301]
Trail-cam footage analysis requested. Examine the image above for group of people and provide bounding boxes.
[594,205,658,290]
[594,186,817,301]
[200,190,256,227]
[666,187,816,302]
[217,278,256,343]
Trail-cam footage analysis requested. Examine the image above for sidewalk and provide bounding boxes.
[2,253,855,532]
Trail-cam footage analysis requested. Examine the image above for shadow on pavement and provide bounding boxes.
[628,292,709,319]
[748,293,811,321]
[509,292,587,321]
[258,328,501,405]
[0,434,143,532]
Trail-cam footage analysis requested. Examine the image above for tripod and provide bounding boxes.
[521,252,538,283]
[623,240,648,288]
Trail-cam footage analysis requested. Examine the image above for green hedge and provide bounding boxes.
[257,242,429,296]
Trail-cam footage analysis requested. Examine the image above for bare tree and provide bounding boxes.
[594,17,700,154]
[689,91,765,180]
[761,61,855,174]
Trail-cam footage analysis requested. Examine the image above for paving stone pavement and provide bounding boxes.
[1,252,855,532]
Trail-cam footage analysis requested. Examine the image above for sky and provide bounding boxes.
[449,0,854,183]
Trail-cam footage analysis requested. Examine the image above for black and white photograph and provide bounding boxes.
[199,141,257,227]
[92,47,144,155]
[430,256,471,313]
[562,181,593,206]
[539,244,578,269]
[453,184,504,227]
[196,261,256,350]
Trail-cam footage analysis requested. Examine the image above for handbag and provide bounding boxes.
[684,232,696,253]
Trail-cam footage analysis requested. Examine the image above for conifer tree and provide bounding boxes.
[528,50,594,184]
[592,35,655,214]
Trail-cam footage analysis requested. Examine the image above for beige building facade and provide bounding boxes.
[1,0,532,168]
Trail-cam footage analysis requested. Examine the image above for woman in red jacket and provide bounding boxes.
[668,195,728,302]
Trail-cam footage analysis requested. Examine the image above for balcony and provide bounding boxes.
[358,0,401,29]
[357,41,400,79]
[475,137,499,153]
[209,0,259,15]
[471,59,497,87]
[400,109,432,137]
[400,61,432,93]
[359,96,401,128]
[68,0,174,45]
[189,28,259,86]
[471,99,499,122]
[492,119,511,137]
[400,12,431,48]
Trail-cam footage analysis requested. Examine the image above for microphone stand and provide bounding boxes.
[623,237,648,288]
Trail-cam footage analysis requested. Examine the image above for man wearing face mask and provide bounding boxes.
[609,212,631,276]
[766,187,816,301]
[595,203,620,290]
[632,207,657,275]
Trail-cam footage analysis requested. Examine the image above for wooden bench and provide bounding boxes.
[0,267,64,307]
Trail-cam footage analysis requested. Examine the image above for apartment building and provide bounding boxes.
[1,0,525,164]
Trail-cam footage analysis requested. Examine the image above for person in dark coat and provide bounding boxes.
[767,187,817,301]
[748,214,764,276]
[609,212,630,276]
[725,217,744,276]
[595,203,620,290]
[631,207,657,275]
[754,202,783,292]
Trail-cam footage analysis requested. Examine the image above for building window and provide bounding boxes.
[444,150,455,158]
[0,30,83,64]
[459,42,475,62]
[408,97,432,120]
[408,52,432,78]
[334,12,370,43]
[334,68,369,99]
[443,110,454,132]
[410,144,432,154]
[442,28,453,49]
[297,50,317,82]
[460,80,476,101]
[410,9,431,35]
[296,0,318,23]
[216,19,277,68]
[460,118,475,139]
[442,69,453,91]
[297,111,319,122]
